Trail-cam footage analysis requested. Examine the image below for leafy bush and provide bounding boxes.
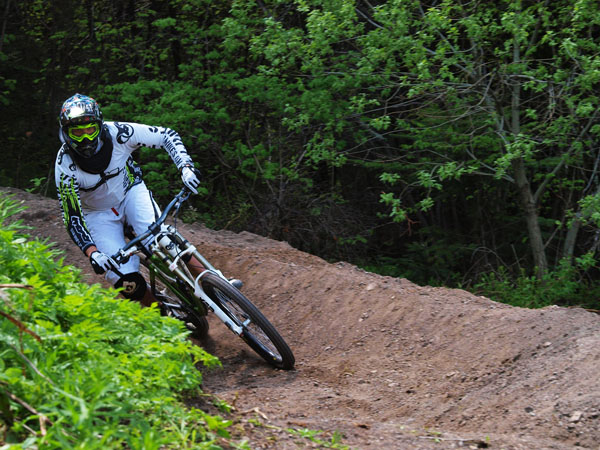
[0,194,235,449]
[473,257,600,309]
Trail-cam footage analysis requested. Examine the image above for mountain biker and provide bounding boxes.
[54,93,204,307]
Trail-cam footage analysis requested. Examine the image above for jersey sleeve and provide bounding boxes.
[123,122,194,170]
[55,152,95,254]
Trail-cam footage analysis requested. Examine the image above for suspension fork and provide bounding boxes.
[151,228,242,333]
[191,271,244,336]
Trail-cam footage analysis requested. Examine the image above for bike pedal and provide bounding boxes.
[229,278,243,289]
[158,302,186,320]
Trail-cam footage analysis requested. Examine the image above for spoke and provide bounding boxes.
[216,288,280,356]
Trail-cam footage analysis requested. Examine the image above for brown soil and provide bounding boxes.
[3,187,600,450]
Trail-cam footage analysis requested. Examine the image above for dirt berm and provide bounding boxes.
[3,187,600,449]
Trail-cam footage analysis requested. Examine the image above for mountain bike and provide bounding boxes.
[110,187,295,370]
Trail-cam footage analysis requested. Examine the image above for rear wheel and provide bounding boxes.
[141,259,209,339]
[201,272,295,370]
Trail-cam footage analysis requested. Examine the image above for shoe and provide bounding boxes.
[155,293,187,319]
[160,301,209,337]
[229,278,243,289]
[155,293,169,316]
[159,301,186,320]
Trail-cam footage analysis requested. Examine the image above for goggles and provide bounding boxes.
[67,123,100,142]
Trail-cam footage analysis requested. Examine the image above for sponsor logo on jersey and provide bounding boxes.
[114,122,134,144]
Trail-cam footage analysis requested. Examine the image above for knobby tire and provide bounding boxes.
[201,272,295,370]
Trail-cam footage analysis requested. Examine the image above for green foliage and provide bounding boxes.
[3,0,600,303]
[0,195,239,449]
[577,193,600,227]
[360,225,474,287]
[24,177,47,195]
[473,257,600,309]
[286,427,348,449]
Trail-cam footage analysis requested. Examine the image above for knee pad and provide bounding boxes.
[114,272,147,300]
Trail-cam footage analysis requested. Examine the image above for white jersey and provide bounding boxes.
[55,121,193,253]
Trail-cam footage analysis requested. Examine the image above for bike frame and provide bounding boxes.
[144,247,208,316]
[112,188,244,336]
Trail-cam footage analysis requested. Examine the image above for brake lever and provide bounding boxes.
[171,190,190,221]
[107,257,125,278]
[111,249,131,267]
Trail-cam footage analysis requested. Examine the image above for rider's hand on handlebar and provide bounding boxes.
[181,165,202,194]
[89,250,117,275]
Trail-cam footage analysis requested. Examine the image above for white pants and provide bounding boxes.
[85,182,160,285]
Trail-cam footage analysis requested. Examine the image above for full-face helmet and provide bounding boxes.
[59,94,103,158]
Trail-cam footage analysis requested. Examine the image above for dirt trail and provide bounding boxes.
[4,187,600,449]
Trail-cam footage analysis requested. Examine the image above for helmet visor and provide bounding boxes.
[67,123,100,142]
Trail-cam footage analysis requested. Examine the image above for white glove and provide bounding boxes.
[90,251,116,275]
[181,166,202,194]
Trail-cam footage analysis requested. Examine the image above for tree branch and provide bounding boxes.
[0,383,53,434]
[533,107,600,204]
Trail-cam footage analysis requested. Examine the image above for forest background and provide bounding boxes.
[2,0,600,309]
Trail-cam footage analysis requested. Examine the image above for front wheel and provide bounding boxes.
[201,272,295,370]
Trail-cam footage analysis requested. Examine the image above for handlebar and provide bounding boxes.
[110,187,192,264]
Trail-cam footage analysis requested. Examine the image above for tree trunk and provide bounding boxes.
[86,0,96,42]
[562,216,580,261]
[510,19,548,278]
[512,157,548,277]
